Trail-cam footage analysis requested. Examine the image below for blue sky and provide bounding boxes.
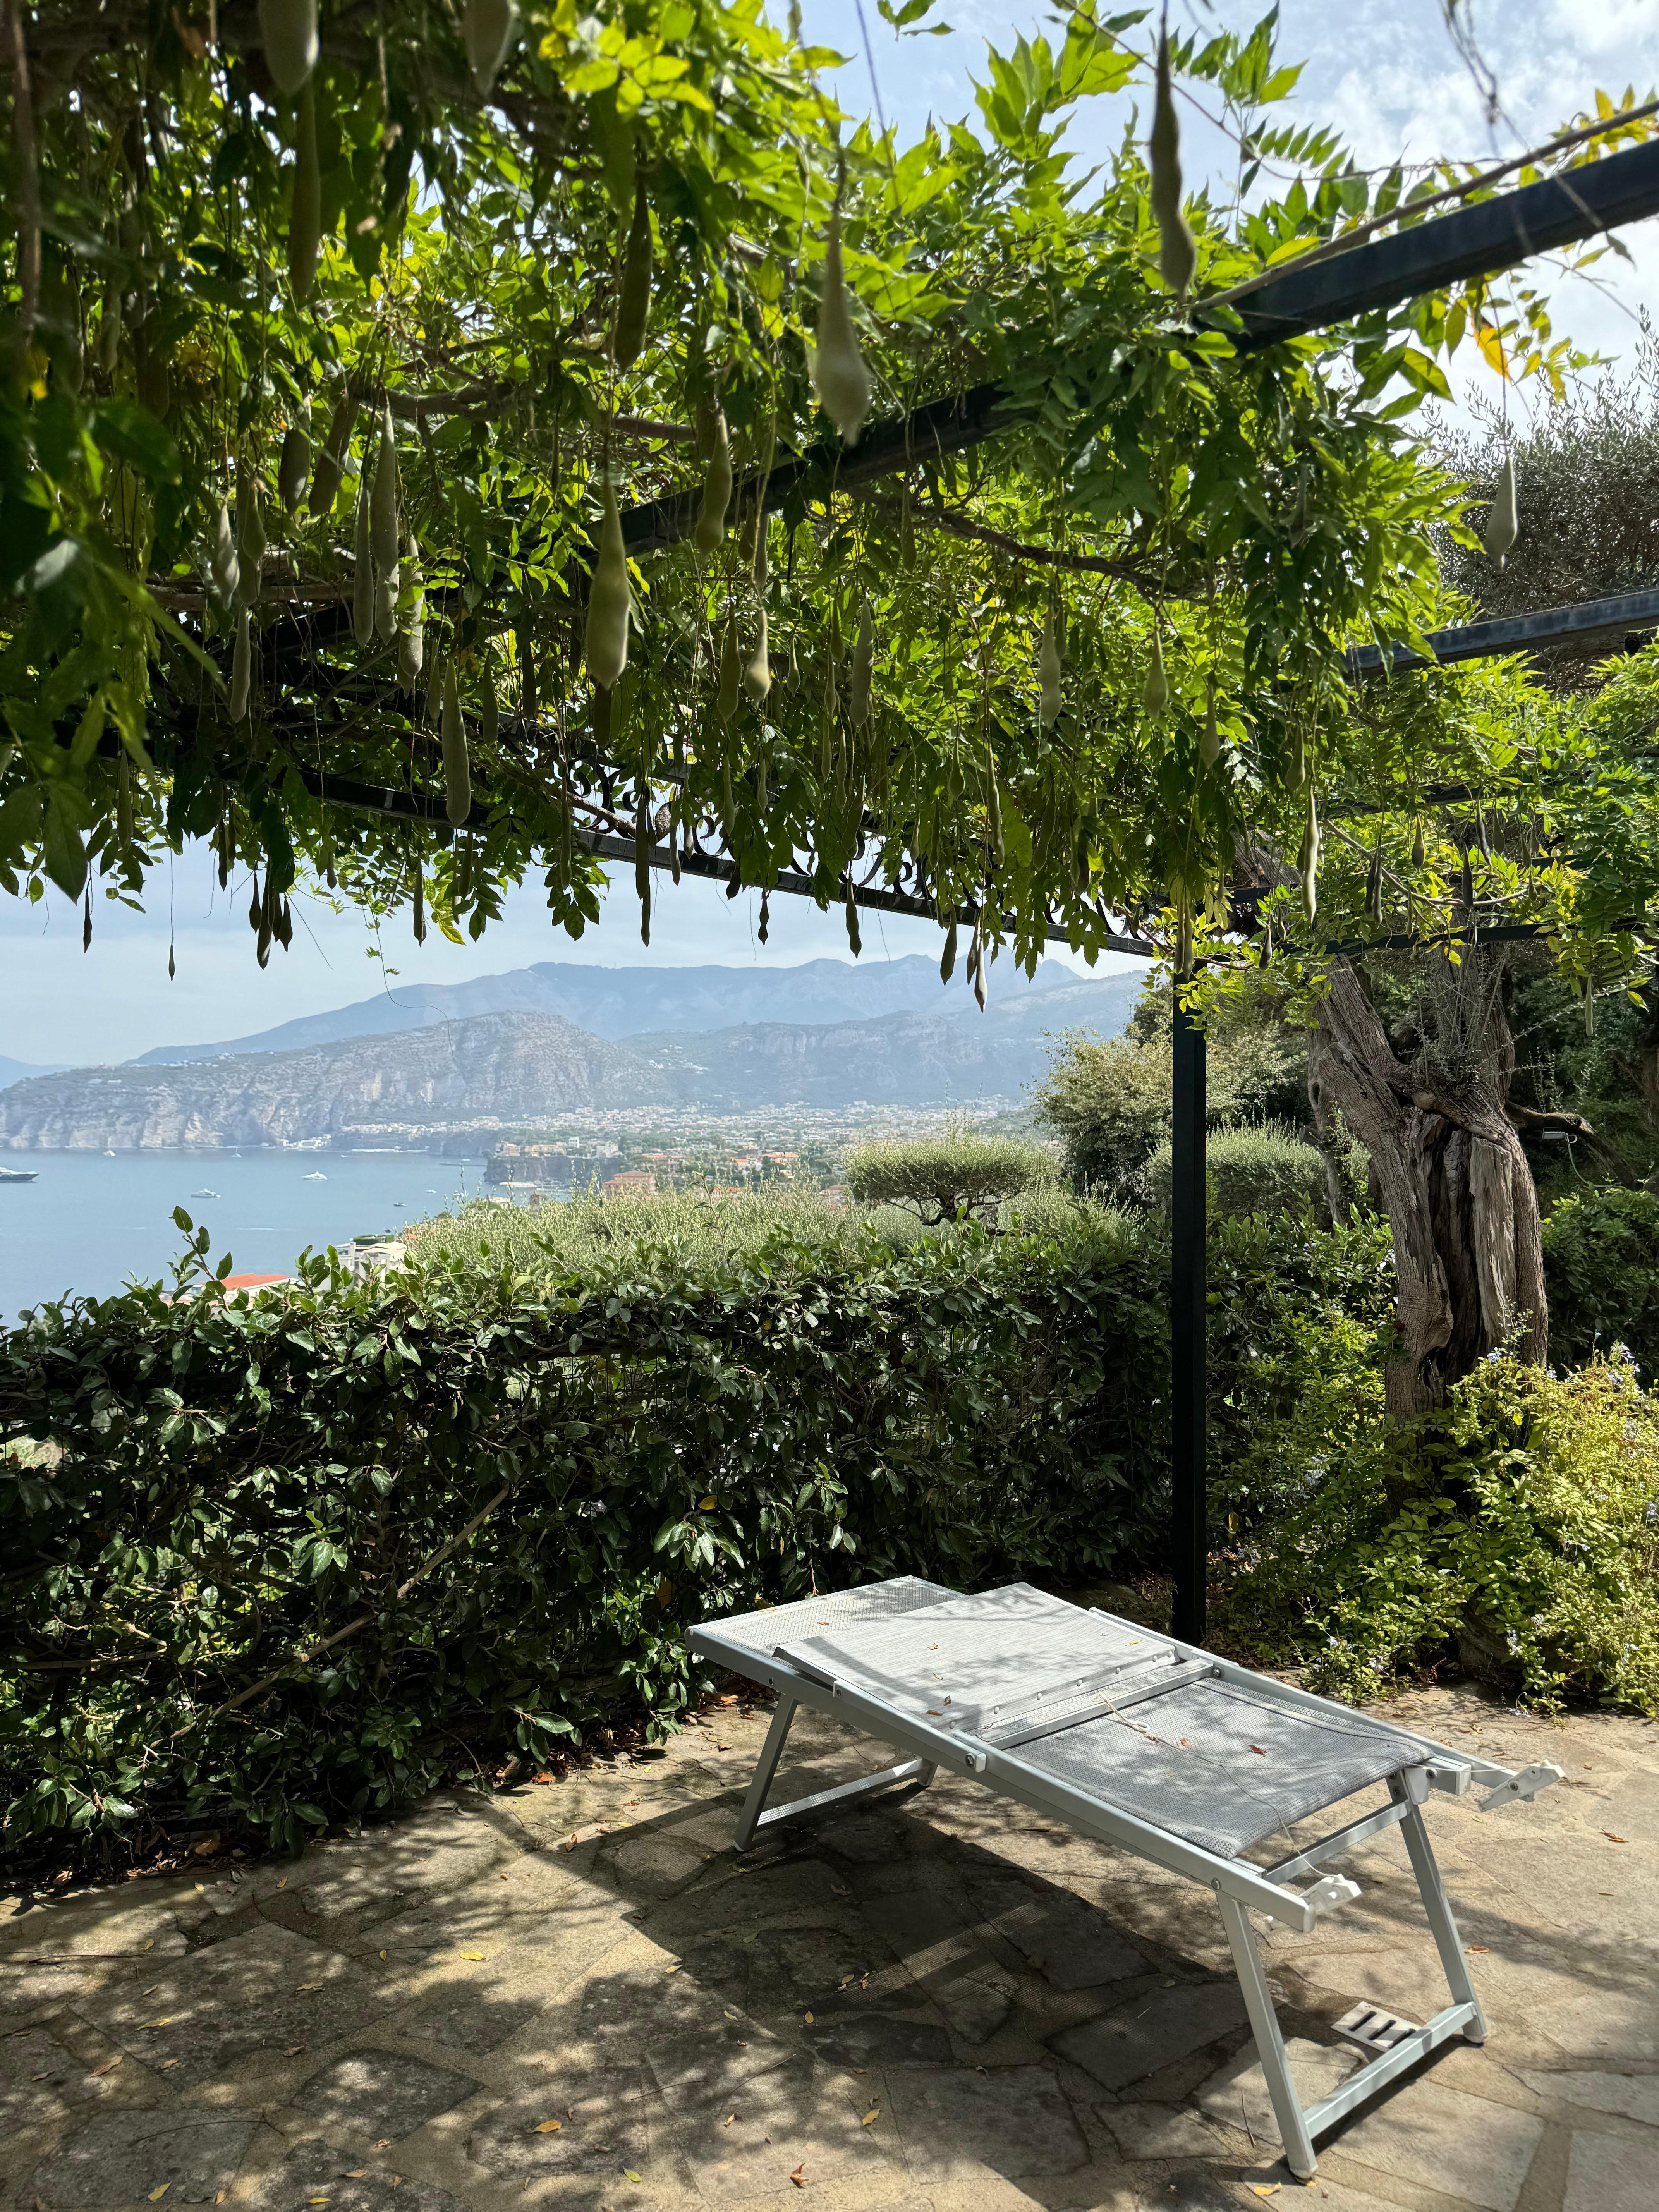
[8,0,1658,1066]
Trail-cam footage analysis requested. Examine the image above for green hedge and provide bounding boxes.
[0,1200,1401,1865]
[1143,1122,1330,1221]
[0,1212,1167,1860]
[1540,1185,1659,1381]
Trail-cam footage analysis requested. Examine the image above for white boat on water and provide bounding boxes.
[104,1148,116,1157]
[0,1166,38,1183]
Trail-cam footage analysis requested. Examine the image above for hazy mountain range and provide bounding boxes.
[0,1054,64,1092]
[131,954,1104,1061]
[0,960,1141,1150]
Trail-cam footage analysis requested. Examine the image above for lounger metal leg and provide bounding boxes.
[1217,1889,1319,2181]
[733,1695,798,1851]
[730,1699,939,1852]
[1399,1799,1487,2043]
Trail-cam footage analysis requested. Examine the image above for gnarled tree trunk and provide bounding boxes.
[1303,944,1547,1418]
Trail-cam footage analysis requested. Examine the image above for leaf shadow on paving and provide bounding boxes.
[9,1691,1659,2211]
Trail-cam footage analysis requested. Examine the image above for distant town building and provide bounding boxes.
[603,1170,657,1198]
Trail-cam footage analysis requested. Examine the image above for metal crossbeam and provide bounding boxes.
[1223,138,1659,348]
[1346,586,1659,676]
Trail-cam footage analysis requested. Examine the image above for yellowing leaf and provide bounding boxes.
[1475,323,1509,380]
[624,2170,643,2183]
[1249,2188,1281,2199]
[149,2190,170,2203]
[459,1950,488,1960]
[861,2107,880,2126]
[534,2119,563,2133]
[803,2011,814,2024]
[698,1496,716,1510]
[296,1982,323,1992]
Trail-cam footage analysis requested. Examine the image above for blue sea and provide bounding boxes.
[0,1149,516,1322]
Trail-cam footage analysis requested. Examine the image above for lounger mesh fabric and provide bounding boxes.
[1016,1681,1414,1858]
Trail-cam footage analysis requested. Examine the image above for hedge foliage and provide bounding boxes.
[1222,1355,1659,1714]
[1539,1184,1659,1381]
[0,1205,1173,1861]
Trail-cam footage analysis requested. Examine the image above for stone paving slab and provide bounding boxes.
[3,1685,1656,2212]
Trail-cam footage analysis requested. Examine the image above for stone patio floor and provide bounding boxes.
[3,1683,1656,2212]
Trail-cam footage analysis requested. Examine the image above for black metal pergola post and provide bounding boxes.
[1169,995,1208,1642]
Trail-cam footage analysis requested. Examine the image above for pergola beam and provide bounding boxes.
[1346,586,1659,676]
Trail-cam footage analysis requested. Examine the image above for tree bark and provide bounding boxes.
[1303,945,1547,1417]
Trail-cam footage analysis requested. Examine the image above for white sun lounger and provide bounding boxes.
[689,1576,1561,2180]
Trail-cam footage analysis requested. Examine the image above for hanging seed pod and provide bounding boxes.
[374,570,398,643]
[986,749,1002,860]
[1175,897,1194,979]
[1143,631,1169,714]
[256,875,273,967]
[370,407,400,575]
[970,926,987,1012]
[82,888,92,952]
[230,606,252,720]
[396,537,424,687]
[716,620,741,723]
[850,599,873,725]
[812,207,871,445]
[98,276,123,373]
[278,397,312,512]
[1037,604,1062,727]
[752,512,770,591]
[234,472,266,608]
[518,626,539,723]
[843,876,862,956]
[757,888,770,946]
[1298,787,1321,920]
[412,850,427,944]
[743,608,771,704]
[693,408,732,554]
[1200,680,1221,768]
[309,383,357,516]
[249,874,262,933]
[352,479,374,647]
[1366,838,1385,924]
[1412,818,1426,868]
[276,895,294,950]
[440,667,471,826]
[1149,29,1197,295]
[116,752,134,848]
[939,915,958,984]
[210,502,239,603]
[584,475,632,689]
[217,812,233,889]
[289,82,323,298]
[464,0,520,95]
[614,173,653,370]
[454,830,473,907]
[259,0,318,97]
[1484,451,1518,567]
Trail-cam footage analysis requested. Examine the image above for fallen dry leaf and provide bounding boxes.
[31,2070,51,2080]
[142,2018,173,2028]
[276,1877,287,1889]
[378,1950,388,1961]
[1605,1832,1628,1843]
[148,2189,170,2203]
[309,2198,331,2205]
[789,2164,808,2188]
[1467,1944,1489,1954]
[624,2170,643,2183]
[345,2173,367,2181]
[724,2006,741,2020]
[90,2056,124,2077]
[861,2107,880,2127]
[534,2120,563,2134]
[803,2011,814,2025]
[1249,2188,1281,2200]
[1249,1745,1267,1756]
[161,2058,179,2069]
[296,1982,323,1992]
[283,2045,306,2057]
[459,1951,487,1961]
